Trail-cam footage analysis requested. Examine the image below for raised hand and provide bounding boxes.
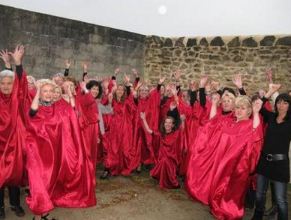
[199,75,208,88]
[83,62,88,73]
[0,49,11,68]
[9,45,25,65]
[173,70,181,80]
[268,83,281,94]
[132,68,138,77]
[265,83,281,99]
[65,59,71,69]
[265,68,273,83]
[252,98,263,114]
[114,68,120,75]
[211,80,220,91]
[124,74,130,85]
[232,74,243,89]
[159,76,166,85]
[189,80,198,91]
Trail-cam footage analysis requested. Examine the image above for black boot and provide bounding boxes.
[0,207,5,219]
[264,205,277,216]
[11,205,25,217]
[251,210,263,220]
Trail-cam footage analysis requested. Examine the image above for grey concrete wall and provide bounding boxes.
[0,4,145,80]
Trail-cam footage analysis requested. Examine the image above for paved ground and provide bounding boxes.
[3,168,291,220]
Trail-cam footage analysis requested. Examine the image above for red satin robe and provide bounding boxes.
[102,95,136,176]
[185,112,235,205]
[131,89,160,168]
[178,100,212,176]
[150,129,182,189]
[0,73,26,188]
[75,88,99,170]
[209,119,263,220]
[25,99,96,215]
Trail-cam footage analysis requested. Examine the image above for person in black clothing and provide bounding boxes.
[252,84,291,220]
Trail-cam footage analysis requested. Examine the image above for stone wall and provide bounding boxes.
[0,5,145,80]
[144,36,291,93]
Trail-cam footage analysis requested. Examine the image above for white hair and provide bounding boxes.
[0,70,15,81]
[36,79,57,89]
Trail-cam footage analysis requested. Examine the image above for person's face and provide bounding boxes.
[164,118,174,133]
[222,96,235,112]
[0,76,13,95]
[276,100,289,115]
[53,87,62,101]
[53,76,64,87]
[62,81,75,95]
[182,91,190,103]
[235,104,251,121]
[139,86,149,99]
[90,85,99,98]
[40,84,54,102]
[116,85,125,99]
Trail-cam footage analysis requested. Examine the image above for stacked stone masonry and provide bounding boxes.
[144,36,291,94]
[0,5,145,80]
[0,5,290,94]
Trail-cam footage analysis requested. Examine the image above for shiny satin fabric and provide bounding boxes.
[103,95,136,176]
[131,89,161,168]
[177,100,202,176]
[150,130,182,189]
[75,89,99,171]
[209,120,263,220]
[0,73,26,188]
[25,99,96,215]
[185,113,236,205]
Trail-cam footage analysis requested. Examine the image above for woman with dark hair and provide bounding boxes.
[101,74,136,178]
[252,85,291,220]
[85,79,113,164]
[140,86,183,189]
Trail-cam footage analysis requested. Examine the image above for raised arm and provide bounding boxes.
[30,83,41,114]
[9,45,25,78]
[252,98,263,128]
[140,112,153,134]
[260,83,281,122]
[199,75,208,107]
[64,59,71,76]
[209,93,220,119]
[232,73,247,95]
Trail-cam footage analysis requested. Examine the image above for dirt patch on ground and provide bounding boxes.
[3,169,291,220]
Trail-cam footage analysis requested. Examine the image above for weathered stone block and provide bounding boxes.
[210,37,225,46]
[228,37,240,47]
[242,37,258,47]
[199,38,209,46]
[276,37,291,46]
[260,36,275,46]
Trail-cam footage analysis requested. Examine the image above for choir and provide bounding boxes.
[0,45,290,220]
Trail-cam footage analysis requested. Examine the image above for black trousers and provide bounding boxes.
[0,186,20,207]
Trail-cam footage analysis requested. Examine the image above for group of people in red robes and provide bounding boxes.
[0,45,290,220]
